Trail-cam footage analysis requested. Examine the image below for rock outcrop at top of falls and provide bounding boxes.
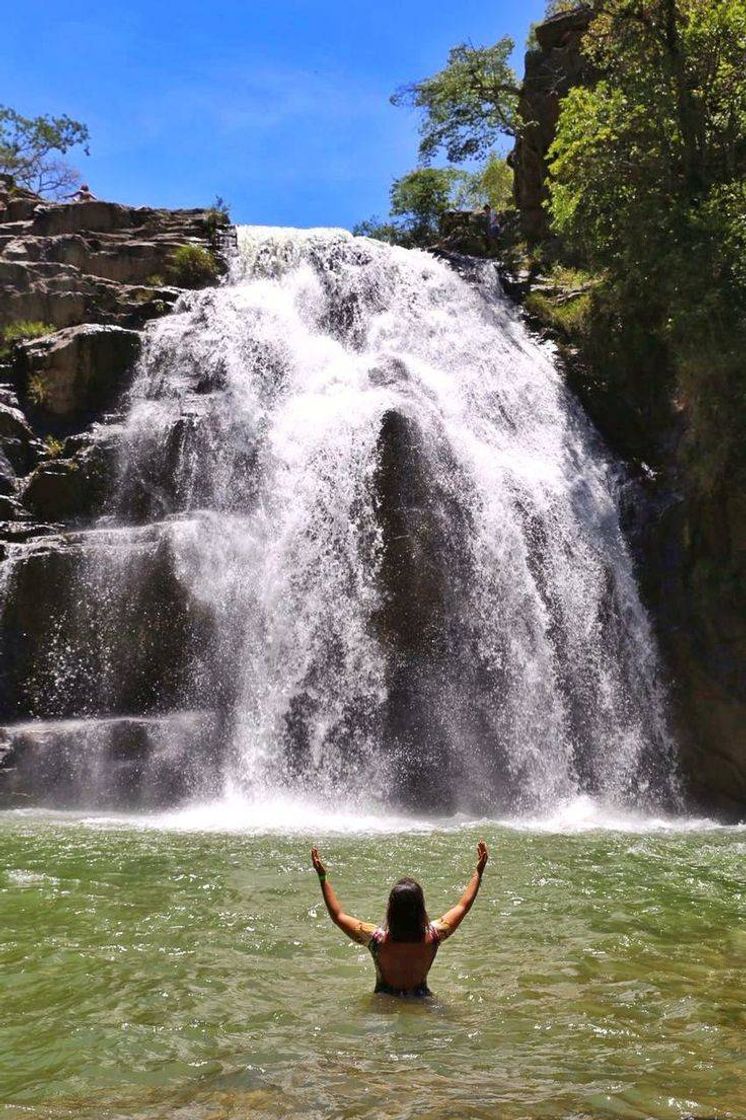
[0,177,231,533]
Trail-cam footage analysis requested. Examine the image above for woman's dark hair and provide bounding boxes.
[385,877,429,942]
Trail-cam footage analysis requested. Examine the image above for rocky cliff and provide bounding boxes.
[510,10,746,820]
[511,5,594,241]
[0,178,230,527]
[0,181,231,805]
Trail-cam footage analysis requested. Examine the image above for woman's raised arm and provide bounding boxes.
[434,840,489,940]
[311,847,376,945]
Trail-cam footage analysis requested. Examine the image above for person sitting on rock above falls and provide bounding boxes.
[67,183,97,202]
[311,841,489,997]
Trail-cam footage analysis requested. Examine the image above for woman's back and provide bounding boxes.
[369,924,443,996]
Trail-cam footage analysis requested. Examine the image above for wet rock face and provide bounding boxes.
[0,181,233,808]
[0,712,219,808]
[15,324,141,418]
[512,5,594,241]
[635,484,746,821]
[0,526,217,722]
[371,409,484,811]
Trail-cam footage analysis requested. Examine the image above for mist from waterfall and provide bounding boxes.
[98,226,679,815]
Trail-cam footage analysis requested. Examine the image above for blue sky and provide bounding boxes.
[4,1,546,229]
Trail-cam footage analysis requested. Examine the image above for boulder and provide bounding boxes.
[15,323,141,418]
[5,197,39,222]
[0,401,38,473]
[22,436,116,522]
[0,284,87,330]
[0,400,34,442]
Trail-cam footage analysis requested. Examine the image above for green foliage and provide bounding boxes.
[523,262,597,341]
[546,0,746,485]
[43,435,65,459]
[391,41,520,163]
[545,0,583,14]
[453,154,514,210]
[390,167,468,242]
[0,107,89,197]
[205,195,231,242]
[27,373,50,407]
[0,320,54,360]
[355,157,514,249]
[1,320,54,345]
[168,244,221,289]
[352,217,403,244]
[549,0,746,269]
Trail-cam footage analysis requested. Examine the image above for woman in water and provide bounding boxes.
[311,840,489,996]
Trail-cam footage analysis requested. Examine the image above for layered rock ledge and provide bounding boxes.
[0,181,232,804]
[0,177,232,529]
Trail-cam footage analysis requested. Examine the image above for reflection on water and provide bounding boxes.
[0,810,743,1120]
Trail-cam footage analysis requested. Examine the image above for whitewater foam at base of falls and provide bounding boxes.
[6,796,731,837]
[2,226,681,817]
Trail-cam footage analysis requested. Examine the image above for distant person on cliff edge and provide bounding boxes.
[68,184,97,202]
[483,203,501,243]
[310,840,489,997]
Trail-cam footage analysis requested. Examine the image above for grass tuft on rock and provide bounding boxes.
[27,372,50,407]
[0,319,54,360]
[168,244,220,289]
[43,435,65,458]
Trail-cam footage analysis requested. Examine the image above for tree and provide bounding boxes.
[547,0,746,486]
[355,157,515,247]
[453,154,514,211]
[545,0,584,14]
[389,167,469,242]
[548,0,746,280]
[391,41,520,164]
[351,217,402,244]
[0,107,90,197]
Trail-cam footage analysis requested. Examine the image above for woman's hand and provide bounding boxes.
[311,847,327,877]
[476,839,489,876]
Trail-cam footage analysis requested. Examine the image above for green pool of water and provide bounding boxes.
[1,807,744,1120]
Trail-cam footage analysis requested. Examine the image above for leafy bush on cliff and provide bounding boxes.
[355,158,514,248]
[168,244,221,289]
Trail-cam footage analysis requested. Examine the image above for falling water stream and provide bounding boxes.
[5,227,678,815]
[1,230,741,1120]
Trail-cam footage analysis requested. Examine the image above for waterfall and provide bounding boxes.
[0,228,680,815]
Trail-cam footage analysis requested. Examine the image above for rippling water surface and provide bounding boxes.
[1,806,744,1120]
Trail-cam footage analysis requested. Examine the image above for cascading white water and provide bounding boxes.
[104,226,678,814]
